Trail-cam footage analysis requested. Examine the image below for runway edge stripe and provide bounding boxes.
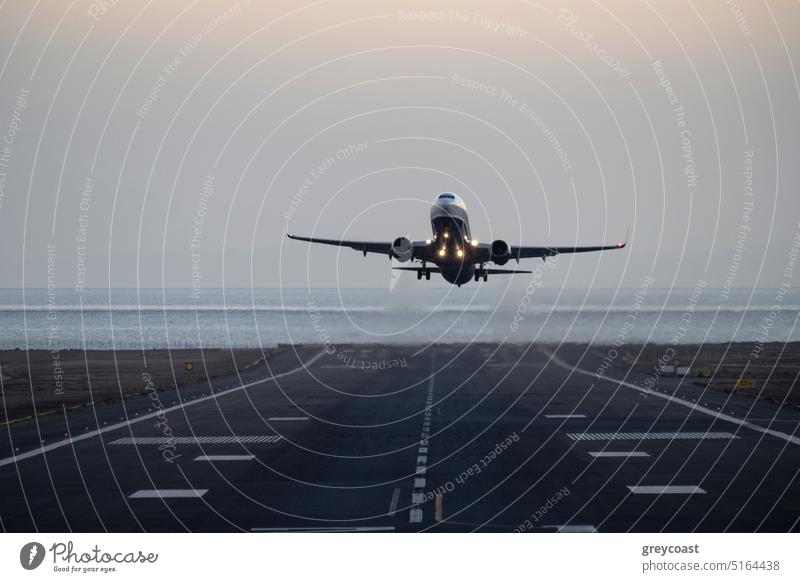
[542,348,800,447]
[0,351,326,467]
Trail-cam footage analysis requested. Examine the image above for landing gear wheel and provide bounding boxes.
[425,271,431,280]
[417,270,422,280]
[483,271,488,282]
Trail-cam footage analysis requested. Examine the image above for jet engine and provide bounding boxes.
[392,237,413,262]
[491,239,511,265]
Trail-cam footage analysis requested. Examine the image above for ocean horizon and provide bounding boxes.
[0,286,796,350]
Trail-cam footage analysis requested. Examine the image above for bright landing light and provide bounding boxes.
[457,249,463,257]
[439,248,446,257]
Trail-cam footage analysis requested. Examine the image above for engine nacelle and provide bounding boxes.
[491,239,511,265]
[392,236,413,262]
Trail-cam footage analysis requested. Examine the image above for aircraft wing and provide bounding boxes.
[286,233,392,256]
[510,241,626,260]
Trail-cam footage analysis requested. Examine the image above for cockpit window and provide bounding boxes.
[438,193,455,200]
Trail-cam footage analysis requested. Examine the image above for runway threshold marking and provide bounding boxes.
[129,489,208,499]
[0,352,326,468]
[589,451,650,458]
[109,435,282,445]
[568,431,736,441]
[543,348,800,447]
[194,455,255,462]
[627,486,706,495]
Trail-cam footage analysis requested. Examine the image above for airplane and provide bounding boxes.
[287,192,626,286]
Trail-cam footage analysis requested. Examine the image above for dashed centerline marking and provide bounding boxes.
[268,417,308,421]
[410,364,435,525]
[545,414,587,419]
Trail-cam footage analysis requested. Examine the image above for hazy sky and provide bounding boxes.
[0,0,798,292]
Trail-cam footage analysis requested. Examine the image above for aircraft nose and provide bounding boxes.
[436,192,461,205]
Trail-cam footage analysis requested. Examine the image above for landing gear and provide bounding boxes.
[475,264,488,282]
[417,262,432,280]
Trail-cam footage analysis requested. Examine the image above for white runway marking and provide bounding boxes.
[628,485,706,494]
[110,435,282,445]
[556,525,597,532]
[252,526,395,532]
[268,417,308,421]
[544,349,800,447]
[0,352,326,467]
[129,489,208,499]
[545,414,587,419]
[589,451,650,458]
[567,431,736,441]
[409,365,435,525]
[194,455,255,462]
[388,488,400,516]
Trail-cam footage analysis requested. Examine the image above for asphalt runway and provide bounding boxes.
[1,343,799,532]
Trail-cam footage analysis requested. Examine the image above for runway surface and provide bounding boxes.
[1,343,799,532]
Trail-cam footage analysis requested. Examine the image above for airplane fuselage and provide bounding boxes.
[428,193,476,285]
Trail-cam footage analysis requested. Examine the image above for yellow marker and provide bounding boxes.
[696,368,711,378]
[435,495,443,522]
[737,378,756,389]
[185,362,194,371]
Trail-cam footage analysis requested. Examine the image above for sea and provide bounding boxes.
[0,286,797,350]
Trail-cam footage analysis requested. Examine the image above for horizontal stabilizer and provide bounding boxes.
[392,267,441,273]
[392,267,532,275]
[485,268,532,275]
